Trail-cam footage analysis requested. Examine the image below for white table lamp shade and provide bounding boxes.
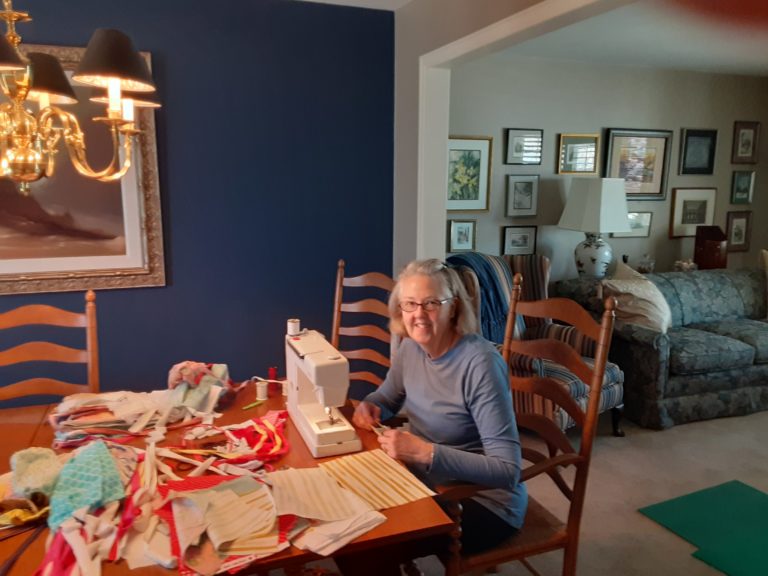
[558,178,631,234]
[558,178,631,278]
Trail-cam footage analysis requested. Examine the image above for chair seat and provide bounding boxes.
[540,358,624,396]
[505,352,623,431]
[460,497,567,571]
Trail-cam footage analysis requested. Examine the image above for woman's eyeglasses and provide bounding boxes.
[398,297,453,312]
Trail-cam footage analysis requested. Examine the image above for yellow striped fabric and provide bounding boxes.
[319,449,435,510]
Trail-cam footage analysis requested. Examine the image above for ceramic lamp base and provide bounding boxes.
[575,233,612,278]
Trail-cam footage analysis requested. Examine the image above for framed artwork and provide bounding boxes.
[447,136,492,212]
[669,188,716,238]
[605,128,672,200]
[679,128,717,175]
[502,226,537,256]
[0,44,165,295]
[503,128,543,165]
[731,170,755,204]
[557,133,599,175]
[611,212,653,238]
[447,219,476,252]
[731,121,760,164]
[726,211,752,252]
[505,175,539,217]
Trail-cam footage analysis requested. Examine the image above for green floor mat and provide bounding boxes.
[639,480,768,576]
[694,532,768,576]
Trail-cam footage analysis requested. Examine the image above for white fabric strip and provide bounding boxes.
[267,467,373,521]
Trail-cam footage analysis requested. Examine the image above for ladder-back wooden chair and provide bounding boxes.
[331,259,394,388]
[0,290,99,401]
[437,273,615,576]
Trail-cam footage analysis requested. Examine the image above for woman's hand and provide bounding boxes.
[352,401,381,430]
[378,429,433,466]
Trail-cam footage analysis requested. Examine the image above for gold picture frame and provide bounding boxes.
[447,136,492,212]
[557,133,599,175]
[0,44,164,295]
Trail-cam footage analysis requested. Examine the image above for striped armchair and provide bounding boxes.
[447,252,625,436]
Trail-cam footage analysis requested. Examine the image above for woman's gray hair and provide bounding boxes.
[388,258,478,337]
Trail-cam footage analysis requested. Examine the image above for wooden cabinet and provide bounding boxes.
[694,226,728,270]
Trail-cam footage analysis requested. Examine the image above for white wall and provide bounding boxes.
[448,55,768,280]
[393,0,637,273]
[393,0,545,272]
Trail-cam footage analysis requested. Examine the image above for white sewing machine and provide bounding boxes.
[285,329,362,458]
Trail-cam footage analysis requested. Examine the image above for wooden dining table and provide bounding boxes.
[0,383,455,575]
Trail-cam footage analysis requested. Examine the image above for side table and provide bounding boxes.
[553,277,604,315]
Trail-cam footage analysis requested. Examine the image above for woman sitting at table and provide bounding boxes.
[349,258,527,572]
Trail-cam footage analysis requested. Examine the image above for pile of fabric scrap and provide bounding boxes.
[50,362,241,448]
[2,425,437,575]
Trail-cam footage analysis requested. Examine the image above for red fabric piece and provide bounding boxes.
[108,460,146,561]
[225,411,290,463]
[166,411,290,467]
[157,475,243,573]
[278,514,298,543]
[33,530,77,576]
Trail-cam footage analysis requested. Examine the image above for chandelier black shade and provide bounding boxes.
[73,28,155,92]
[26,52,78,104]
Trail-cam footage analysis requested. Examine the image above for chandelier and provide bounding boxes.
[0,0,159,195]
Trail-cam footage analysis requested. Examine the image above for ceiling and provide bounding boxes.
[494,0,768,76]
[306,0,411,10]
[309,0,768,77]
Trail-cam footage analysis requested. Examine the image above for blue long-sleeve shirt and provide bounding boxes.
[364,333,528,528]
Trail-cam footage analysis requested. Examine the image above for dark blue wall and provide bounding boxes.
[2,0,394,393]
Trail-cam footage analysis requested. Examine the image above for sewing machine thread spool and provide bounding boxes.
[256,380,268,400]
[287,318,301,336]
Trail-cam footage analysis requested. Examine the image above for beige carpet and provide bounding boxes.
[284,410,768,575]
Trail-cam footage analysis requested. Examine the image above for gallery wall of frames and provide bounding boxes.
[445,56,768,279]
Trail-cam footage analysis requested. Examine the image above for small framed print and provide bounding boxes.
[669,188,716,238]
[502,226,537,256]
[731,121,760,164]
[726,211,752,252]
[447,136,492,212]
[505,175,539,217]
[447,219,476,252]
[504,128,543,165]
[731,170,755,204]
[611,211,652,238]
[557,133,599,175]
[679,128,717,175]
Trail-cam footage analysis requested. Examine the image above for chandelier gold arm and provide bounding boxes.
[0,0,30,48]
[38,105,135,182]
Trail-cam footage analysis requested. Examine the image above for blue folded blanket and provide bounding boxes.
[447,253,511,343]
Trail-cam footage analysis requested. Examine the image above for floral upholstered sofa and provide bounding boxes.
[558,268,768,429]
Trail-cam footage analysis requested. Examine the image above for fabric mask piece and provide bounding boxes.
[48,440,125,530]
